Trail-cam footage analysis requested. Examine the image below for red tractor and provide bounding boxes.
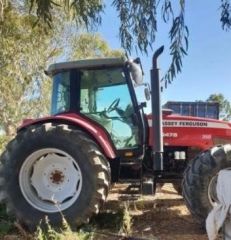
[1,47,231,230]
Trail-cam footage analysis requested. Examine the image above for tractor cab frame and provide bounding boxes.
[47,58,148,165]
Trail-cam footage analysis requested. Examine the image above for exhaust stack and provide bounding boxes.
[151,46,164,171]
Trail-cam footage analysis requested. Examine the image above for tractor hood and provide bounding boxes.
[147,113,231,150]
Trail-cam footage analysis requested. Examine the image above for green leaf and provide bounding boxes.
[180,47,187,56]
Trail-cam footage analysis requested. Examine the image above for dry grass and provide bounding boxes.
[99,183,210,240]
[0,183,224,240]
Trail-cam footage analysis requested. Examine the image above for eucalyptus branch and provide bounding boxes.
[28,0,104,29]
[161,0,174,22]
[161,0,189,90]
[28,0,59,27]
[70,0,104,30]
[220,0,231,30]
[112,0,157,53]
[0,0,8,21]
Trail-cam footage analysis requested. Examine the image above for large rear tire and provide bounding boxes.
[0,123,110,230]
[182,144,231,224]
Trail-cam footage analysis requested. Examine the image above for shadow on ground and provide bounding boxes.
[93,183,211,240]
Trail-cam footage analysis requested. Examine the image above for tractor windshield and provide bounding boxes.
[51,67,140,150]
[80,68,140,149]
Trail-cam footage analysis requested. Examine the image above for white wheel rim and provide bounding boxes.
[19,148,83,213]
[208,175,218,206]
[208,167,231,206]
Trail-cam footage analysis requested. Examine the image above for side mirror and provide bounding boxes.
[128,59,143,85]
[144,88,151,101]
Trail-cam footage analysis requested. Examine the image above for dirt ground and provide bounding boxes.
[96,183,220,240]
[2,183,223,240]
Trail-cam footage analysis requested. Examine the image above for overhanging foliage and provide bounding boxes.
[1,0,230,88]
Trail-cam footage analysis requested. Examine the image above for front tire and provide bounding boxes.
[0,123,110,230]
[182,144,231,223]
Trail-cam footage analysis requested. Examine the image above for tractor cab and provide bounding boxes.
[47,58,146,152]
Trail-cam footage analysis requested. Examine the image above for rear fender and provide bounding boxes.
[18,114,116,159]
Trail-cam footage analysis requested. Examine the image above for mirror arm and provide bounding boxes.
[138,102,147,109]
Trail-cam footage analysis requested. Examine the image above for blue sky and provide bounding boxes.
[99,1,231,106]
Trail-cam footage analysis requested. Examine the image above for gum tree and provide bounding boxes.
[1,0,230,87]
[0,4,123,151]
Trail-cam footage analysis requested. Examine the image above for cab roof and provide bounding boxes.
[46,58,126,76]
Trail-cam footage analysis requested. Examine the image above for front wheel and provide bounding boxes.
[182,144,231,224]
[0,123,111,230]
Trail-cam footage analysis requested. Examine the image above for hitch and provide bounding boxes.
[151,46,164,171]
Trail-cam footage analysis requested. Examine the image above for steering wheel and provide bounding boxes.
[107,98,120,113]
